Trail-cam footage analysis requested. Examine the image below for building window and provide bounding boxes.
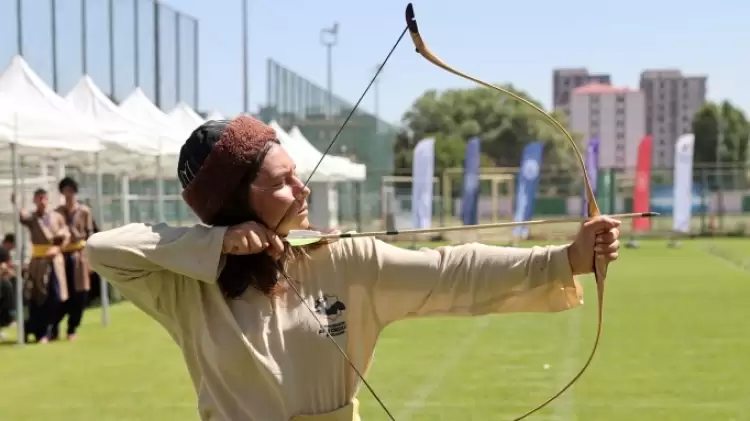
[615,95,625,103]
[616,132,625,141]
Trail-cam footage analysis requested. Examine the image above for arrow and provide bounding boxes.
[286,212,659,247]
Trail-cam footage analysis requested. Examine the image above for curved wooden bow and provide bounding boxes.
[405,3,608,420]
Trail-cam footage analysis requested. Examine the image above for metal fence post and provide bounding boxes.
[153,0,161,108]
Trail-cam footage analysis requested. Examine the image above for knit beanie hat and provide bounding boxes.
[178,115,278,224]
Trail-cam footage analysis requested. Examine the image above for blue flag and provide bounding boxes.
[411,138,435,229]
[582,137,600,216]
[512,142,544,239]
[461,137,481,225]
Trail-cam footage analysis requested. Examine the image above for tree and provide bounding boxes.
[396,85,583,179]
[693,101,749,166]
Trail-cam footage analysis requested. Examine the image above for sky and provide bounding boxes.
[2,0,749,126]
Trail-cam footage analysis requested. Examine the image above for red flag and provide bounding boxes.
[632,136,652,232]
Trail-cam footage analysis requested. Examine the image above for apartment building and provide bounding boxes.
[639,69,707,167]
[569,83,646,169]
[552,68,611,123]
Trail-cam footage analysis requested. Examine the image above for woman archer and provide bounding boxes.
[85,115,620,421]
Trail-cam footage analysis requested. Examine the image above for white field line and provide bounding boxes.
[551,306,583,421]
[704,245,750,275]
[395,317,490,420]
[395,307,584,421]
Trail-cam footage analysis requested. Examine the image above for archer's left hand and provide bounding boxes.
[567,216,621,276]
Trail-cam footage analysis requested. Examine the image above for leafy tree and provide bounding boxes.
[396,85,583,180]
[693,101,749,165]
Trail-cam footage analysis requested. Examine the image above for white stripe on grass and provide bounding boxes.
[551,305,584,421]
[395,317,490,420]
[394,305,584,421]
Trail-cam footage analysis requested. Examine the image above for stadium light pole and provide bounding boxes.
[320,22,339,120]
[241,0,250,113]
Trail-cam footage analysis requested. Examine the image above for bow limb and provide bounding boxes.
[406,3,609,420]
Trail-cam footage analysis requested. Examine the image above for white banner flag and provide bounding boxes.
[673,134,695,233]
[412,138,435,229]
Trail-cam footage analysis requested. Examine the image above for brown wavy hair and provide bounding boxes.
[208,142,330,299]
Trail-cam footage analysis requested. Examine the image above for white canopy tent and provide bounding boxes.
[118,88,185,224]
[119,88,184,156]
[0,56,103,163]
[168,102,205,139]
[66,75,161,173]
[288,126,366,181]
[206,110,225,121]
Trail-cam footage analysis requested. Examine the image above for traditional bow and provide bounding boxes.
[277,4,610,420]
[405,5,609,419]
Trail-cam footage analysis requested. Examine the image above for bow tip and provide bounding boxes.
[405,3,419,33]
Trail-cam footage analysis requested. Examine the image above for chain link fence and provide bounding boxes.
[0,0,199,110]
[381,163,750,243]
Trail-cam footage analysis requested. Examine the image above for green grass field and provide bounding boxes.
[1,238,749,420]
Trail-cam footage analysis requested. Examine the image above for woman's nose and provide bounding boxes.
[299,184,311,199]
[293,177,310,198]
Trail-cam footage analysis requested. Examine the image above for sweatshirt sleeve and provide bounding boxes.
[344,238,583,326]
[84,223,226,334]
[85,222,227,285]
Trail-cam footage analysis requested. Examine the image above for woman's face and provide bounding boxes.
[249,144,310,235]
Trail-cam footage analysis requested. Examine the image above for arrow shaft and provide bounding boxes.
[321,212,657,240]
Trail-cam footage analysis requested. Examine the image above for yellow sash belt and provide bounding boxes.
[31,240,86,258]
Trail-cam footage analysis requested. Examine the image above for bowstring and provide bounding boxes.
[271,26,410,421]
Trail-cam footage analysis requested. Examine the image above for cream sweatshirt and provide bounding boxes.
[85,223,582,421]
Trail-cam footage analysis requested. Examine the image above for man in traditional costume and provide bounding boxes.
[52,177,94,341]
[0,233,17,340]
[86,116,621,421]
[15,189,69,344]
[0,246,14,340]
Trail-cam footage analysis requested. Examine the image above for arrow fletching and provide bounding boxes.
[285,230,324,247]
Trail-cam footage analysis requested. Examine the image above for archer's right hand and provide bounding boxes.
[222,221,284,259]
